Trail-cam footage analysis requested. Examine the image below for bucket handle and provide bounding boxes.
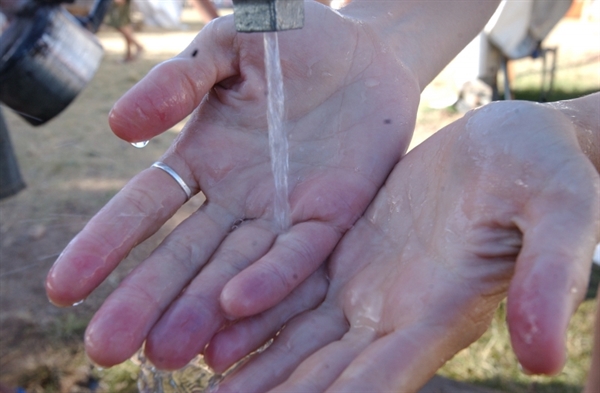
[31,0,113,33]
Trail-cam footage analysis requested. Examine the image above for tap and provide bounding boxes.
[232,0,304,32]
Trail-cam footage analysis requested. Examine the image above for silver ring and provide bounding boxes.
[151,161,193,200]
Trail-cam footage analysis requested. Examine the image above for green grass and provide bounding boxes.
[512,86,600,103]
[50,313,89,341]
[95,361,139,393]
[500,54,599,102]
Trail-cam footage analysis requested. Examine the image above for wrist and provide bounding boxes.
[339,1,501,91]
[550,93,600,173]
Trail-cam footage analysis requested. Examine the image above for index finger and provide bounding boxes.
[108,17,238,143]
[45,163,196,307]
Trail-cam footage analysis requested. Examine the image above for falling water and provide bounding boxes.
[136,32,291,392]
[136,353,223,393]
[135,340,272,392]
[264,32,292,232]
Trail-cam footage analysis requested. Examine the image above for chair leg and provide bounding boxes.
[500,56,511,101]
[539,46,558,102]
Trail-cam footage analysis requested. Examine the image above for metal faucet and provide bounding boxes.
[232,0,304,32]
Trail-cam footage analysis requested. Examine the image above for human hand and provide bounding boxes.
[45,2,420,368]
[204,99,600,393]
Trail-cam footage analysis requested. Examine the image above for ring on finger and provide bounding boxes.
[151,161,193,200]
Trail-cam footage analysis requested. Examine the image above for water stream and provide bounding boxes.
[136,32,290,392]
[264,32,292,232]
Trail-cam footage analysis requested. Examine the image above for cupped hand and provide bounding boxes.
[205,100,600,393]
[45,3,420,368]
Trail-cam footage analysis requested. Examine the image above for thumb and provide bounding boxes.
[507,169,600,375]
[108,19,238,143]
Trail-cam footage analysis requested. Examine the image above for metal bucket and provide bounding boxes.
[0,0,110,125]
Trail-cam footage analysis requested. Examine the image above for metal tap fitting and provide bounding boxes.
[232,0,304,32]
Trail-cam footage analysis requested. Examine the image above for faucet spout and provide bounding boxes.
[232,0,304,32]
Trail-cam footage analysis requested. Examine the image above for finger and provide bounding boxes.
[204,265,329,373]
[507,169,600,375]
[323,324,464,393]
[45,162,197,307]
[221,221,342,317]
[213,305,347,393]
[268,326,377,393]
[143,220,277,370]
[215,306,348,393]
[108,18,238,143]
[84,201,234,368]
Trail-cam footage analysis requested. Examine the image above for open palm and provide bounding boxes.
[45,3,420,369]
[205,101,600,393]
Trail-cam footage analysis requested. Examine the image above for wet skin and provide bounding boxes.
[45,4,419,368]
[203,99,600,393]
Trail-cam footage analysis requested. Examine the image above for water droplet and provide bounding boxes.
[514,179,527,187]
[364,78,380,88]
[593,243,600,266]
[131,140,149,149]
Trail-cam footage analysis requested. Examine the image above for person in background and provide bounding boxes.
[0,0,27,19]
[0,383,14,393]
[0,10,5,30]
[105,0,144,62]
[190,0,219,25]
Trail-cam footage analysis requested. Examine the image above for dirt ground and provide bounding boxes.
[0,8,598,393]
